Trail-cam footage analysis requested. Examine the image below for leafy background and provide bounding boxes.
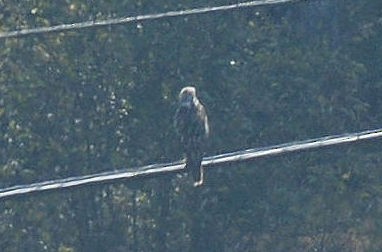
[1,0,382,251]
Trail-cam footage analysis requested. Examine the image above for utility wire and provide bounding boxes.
[1,127,382,200]
[0,0,299,39]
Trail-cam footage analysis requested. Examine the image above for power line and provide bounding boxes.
[0,0,299,39]
[1,127,382,200]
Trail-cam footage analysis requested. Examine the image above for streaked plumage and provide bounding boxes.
[174,86,209,186]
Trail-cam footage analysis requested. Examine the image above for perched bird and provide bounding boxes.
[174,86,209,187]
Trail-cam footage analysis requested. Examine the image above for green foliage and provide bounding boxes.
[1,0,382,251]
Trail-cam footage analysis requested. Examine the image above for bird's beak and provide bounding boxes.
[180,94,194,108]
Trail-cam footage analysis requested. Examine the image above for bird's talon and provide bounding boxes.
[193,180,203,187]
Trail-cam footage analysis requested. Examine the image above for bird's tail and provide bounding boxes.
[186,152,204,187]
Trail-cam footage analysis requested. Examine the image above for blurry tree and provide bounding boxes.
[1,0,382,251]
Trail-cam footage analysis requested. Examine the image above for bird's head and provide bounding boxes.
[179,86,197,108]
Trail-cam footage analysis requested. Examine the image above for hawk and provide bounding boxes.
[174,86,209,187]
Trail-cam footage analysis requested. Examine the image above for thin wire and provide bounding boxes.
[1,127,382,200]
[0,0,299,39]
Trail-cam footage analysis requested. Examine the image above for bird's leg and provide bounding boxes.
[193,166,204,187]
